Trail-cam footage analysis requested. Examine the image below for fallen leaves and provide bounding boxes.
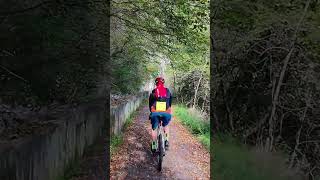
[111,105,210,179]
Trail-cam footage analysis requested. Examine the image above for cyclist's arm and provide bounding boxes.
[167,88,173,115]
[148,94,152,112]
[149,90,155,112]
[167,88,172,107]
[169,91,172,107]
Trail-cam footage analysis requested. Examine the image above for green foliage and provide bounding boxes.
[111,32,157,93]
[111,0,209,97]
[111,134,124,155]
[198,132,210,150]
[162,1,210,112]
[173,105,210,150]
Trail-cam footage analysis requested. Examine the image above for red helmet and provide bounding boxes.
[155,77,165,84]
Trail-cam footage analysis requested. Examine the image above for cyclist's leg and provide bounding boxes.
[162,113,171,133]
[161,113,172,148]
[150,112,160,152]
[150,112,161,140]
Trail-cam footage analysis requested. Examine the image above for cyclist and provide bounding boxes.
[149,76,172,153]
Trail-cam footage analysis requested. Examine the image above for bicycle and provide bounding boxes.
[155,115,166,171]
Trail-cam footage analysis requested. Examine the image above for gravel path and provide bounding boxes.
[110,106,210,180]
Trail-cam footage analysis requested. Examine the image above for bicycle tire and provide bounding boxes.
[158,134,163,171]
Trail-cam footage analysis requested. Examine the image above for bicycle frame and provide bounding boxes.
[156,116,165,171]
[157,117,165,153]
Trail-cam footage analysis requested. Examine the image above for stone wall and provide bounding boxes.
[0,99,107,180]
[0,91,148,180]
[110,91,148,135]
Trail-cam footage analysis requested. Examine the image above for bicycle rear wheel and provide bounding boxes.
[157,134,163,171]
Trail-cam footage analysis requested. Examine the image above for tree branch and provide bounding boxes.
[112,14,174,36]
[0,65,28,83]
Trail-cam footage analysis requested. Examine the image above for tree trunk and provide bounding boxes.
[268,48,293,151]
[267,0,311,151]
[170,62,177,94]
[193,73,203,109]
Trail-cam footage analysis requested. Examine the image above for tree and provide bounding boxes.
[110,0,210,113]
[211,0,320,177]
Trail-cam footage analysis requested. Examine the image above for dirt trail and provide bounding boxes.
[110,106,210,180]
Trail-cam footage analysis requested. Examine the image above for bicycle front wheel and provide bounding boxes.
[158,134,163,171]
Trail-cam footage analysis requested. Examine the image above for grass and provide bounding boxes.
[173,105,210,150]
[213,133,303,180]
[111,134,124,155]
[124,113,134,129]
